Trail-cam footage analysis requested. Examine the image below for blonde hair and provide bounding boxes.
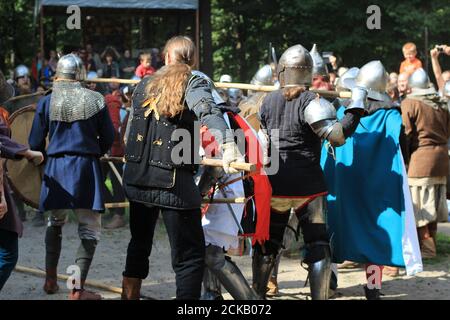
[403,42,417,53]
[145,36,196,117]
[282,86,307,101]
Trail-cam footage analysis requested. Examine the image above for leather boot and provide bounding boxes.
[68,280,102,300]
[418,226,436,259]
[364,285,382,300]
[43,268,59,294]
[428,221,438,248]
[121,276,142,300]
[266,276,279,296]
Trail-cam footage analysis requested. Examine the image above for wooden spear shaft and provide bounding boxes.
[105,197,246,209]
[14,265,155,299]
[87,78,351,98]
[100,157,256,172]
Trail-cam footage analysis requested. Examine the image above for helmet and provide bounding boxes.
[219,74,232,83]
[250,65,274,86]
[408,68,429,89]
[277,44,313,88]
[344,60,389,101]
[444,80,450,98]
[14,65,30,79]
[56,54,85,80]
[228,88,243,106]
[335,67,359,92]
[407,68,437,96]
[0,70,15,104]
[310,44,328,77]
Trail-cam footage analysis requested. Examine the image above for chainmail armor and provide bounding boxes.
[50,81,105,122]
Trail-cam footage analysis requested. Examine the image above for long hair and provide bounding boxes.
[145,36,196,117]
[282,86,307,101]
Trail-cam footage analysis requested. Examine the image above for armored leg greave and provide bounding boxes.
[201,267,223,300]
[306,243,332,300]
[205,245,258,300]
[296,196,332,300]
[252,250,277,299]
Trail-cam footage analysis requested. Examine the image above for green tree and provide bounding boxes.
[211,0,450,82]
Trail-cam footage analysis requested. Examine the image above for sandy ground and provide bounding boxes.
[1,217,449,300]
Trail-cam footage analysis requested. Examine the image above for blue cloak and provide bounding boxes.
[321,106,408,267]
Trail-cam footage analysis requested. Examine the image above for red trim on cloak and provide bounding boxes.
[229,113,272,245]
[200,114,272,245]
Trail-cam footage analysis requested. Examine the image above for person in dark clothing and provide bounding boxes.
[0,70,44,290]
[101,50,120,79]
[103,88,126,229]
[254,45,365,300]
[121,36,242,300]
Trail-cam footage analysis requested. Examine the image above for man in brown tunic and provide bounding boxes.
[401,68,450,258]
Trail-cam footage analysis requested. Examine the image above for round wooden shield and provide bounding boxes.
[3,91,45,115]
[5,105,44,209]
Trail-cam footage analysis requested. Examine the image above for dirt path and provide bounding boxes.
[1,220,449,300]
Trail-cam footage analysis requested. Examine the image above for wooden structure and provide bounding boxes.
[38,0,213,73]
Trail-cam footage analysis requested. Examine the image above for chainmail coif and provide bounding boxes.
[50,80,105,122]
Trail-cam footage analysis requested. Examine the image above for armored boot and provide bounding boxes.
[252,250,277,299]
[218,257,259,300]
[205,245,258,300]
[201,268,223,300]
[306,244,332,300]
[121,276,142,300]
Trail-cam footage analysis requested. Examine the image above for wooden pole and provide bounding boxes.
[203,197,246,204]
[14,265,155,299]
[105,202,129,209]
[100,156,256,172]
[104,197,247,209]
[87,77,351,98]
[195,8,200,69]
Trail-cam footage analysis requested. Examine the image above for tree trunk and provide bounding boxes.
[200,0,213,76]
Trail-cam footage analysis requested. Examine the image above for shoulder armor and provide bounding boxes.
[304,97,342,142]
[304,97,337,126]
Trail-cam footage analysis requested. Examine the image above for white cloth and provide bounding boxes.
[400,152,423,276]
[201,112,245,250]
[202,173,245,250]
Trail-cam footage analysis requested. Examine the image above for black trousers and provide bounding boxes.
[101,162,125,216]
[123,201,205,300]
